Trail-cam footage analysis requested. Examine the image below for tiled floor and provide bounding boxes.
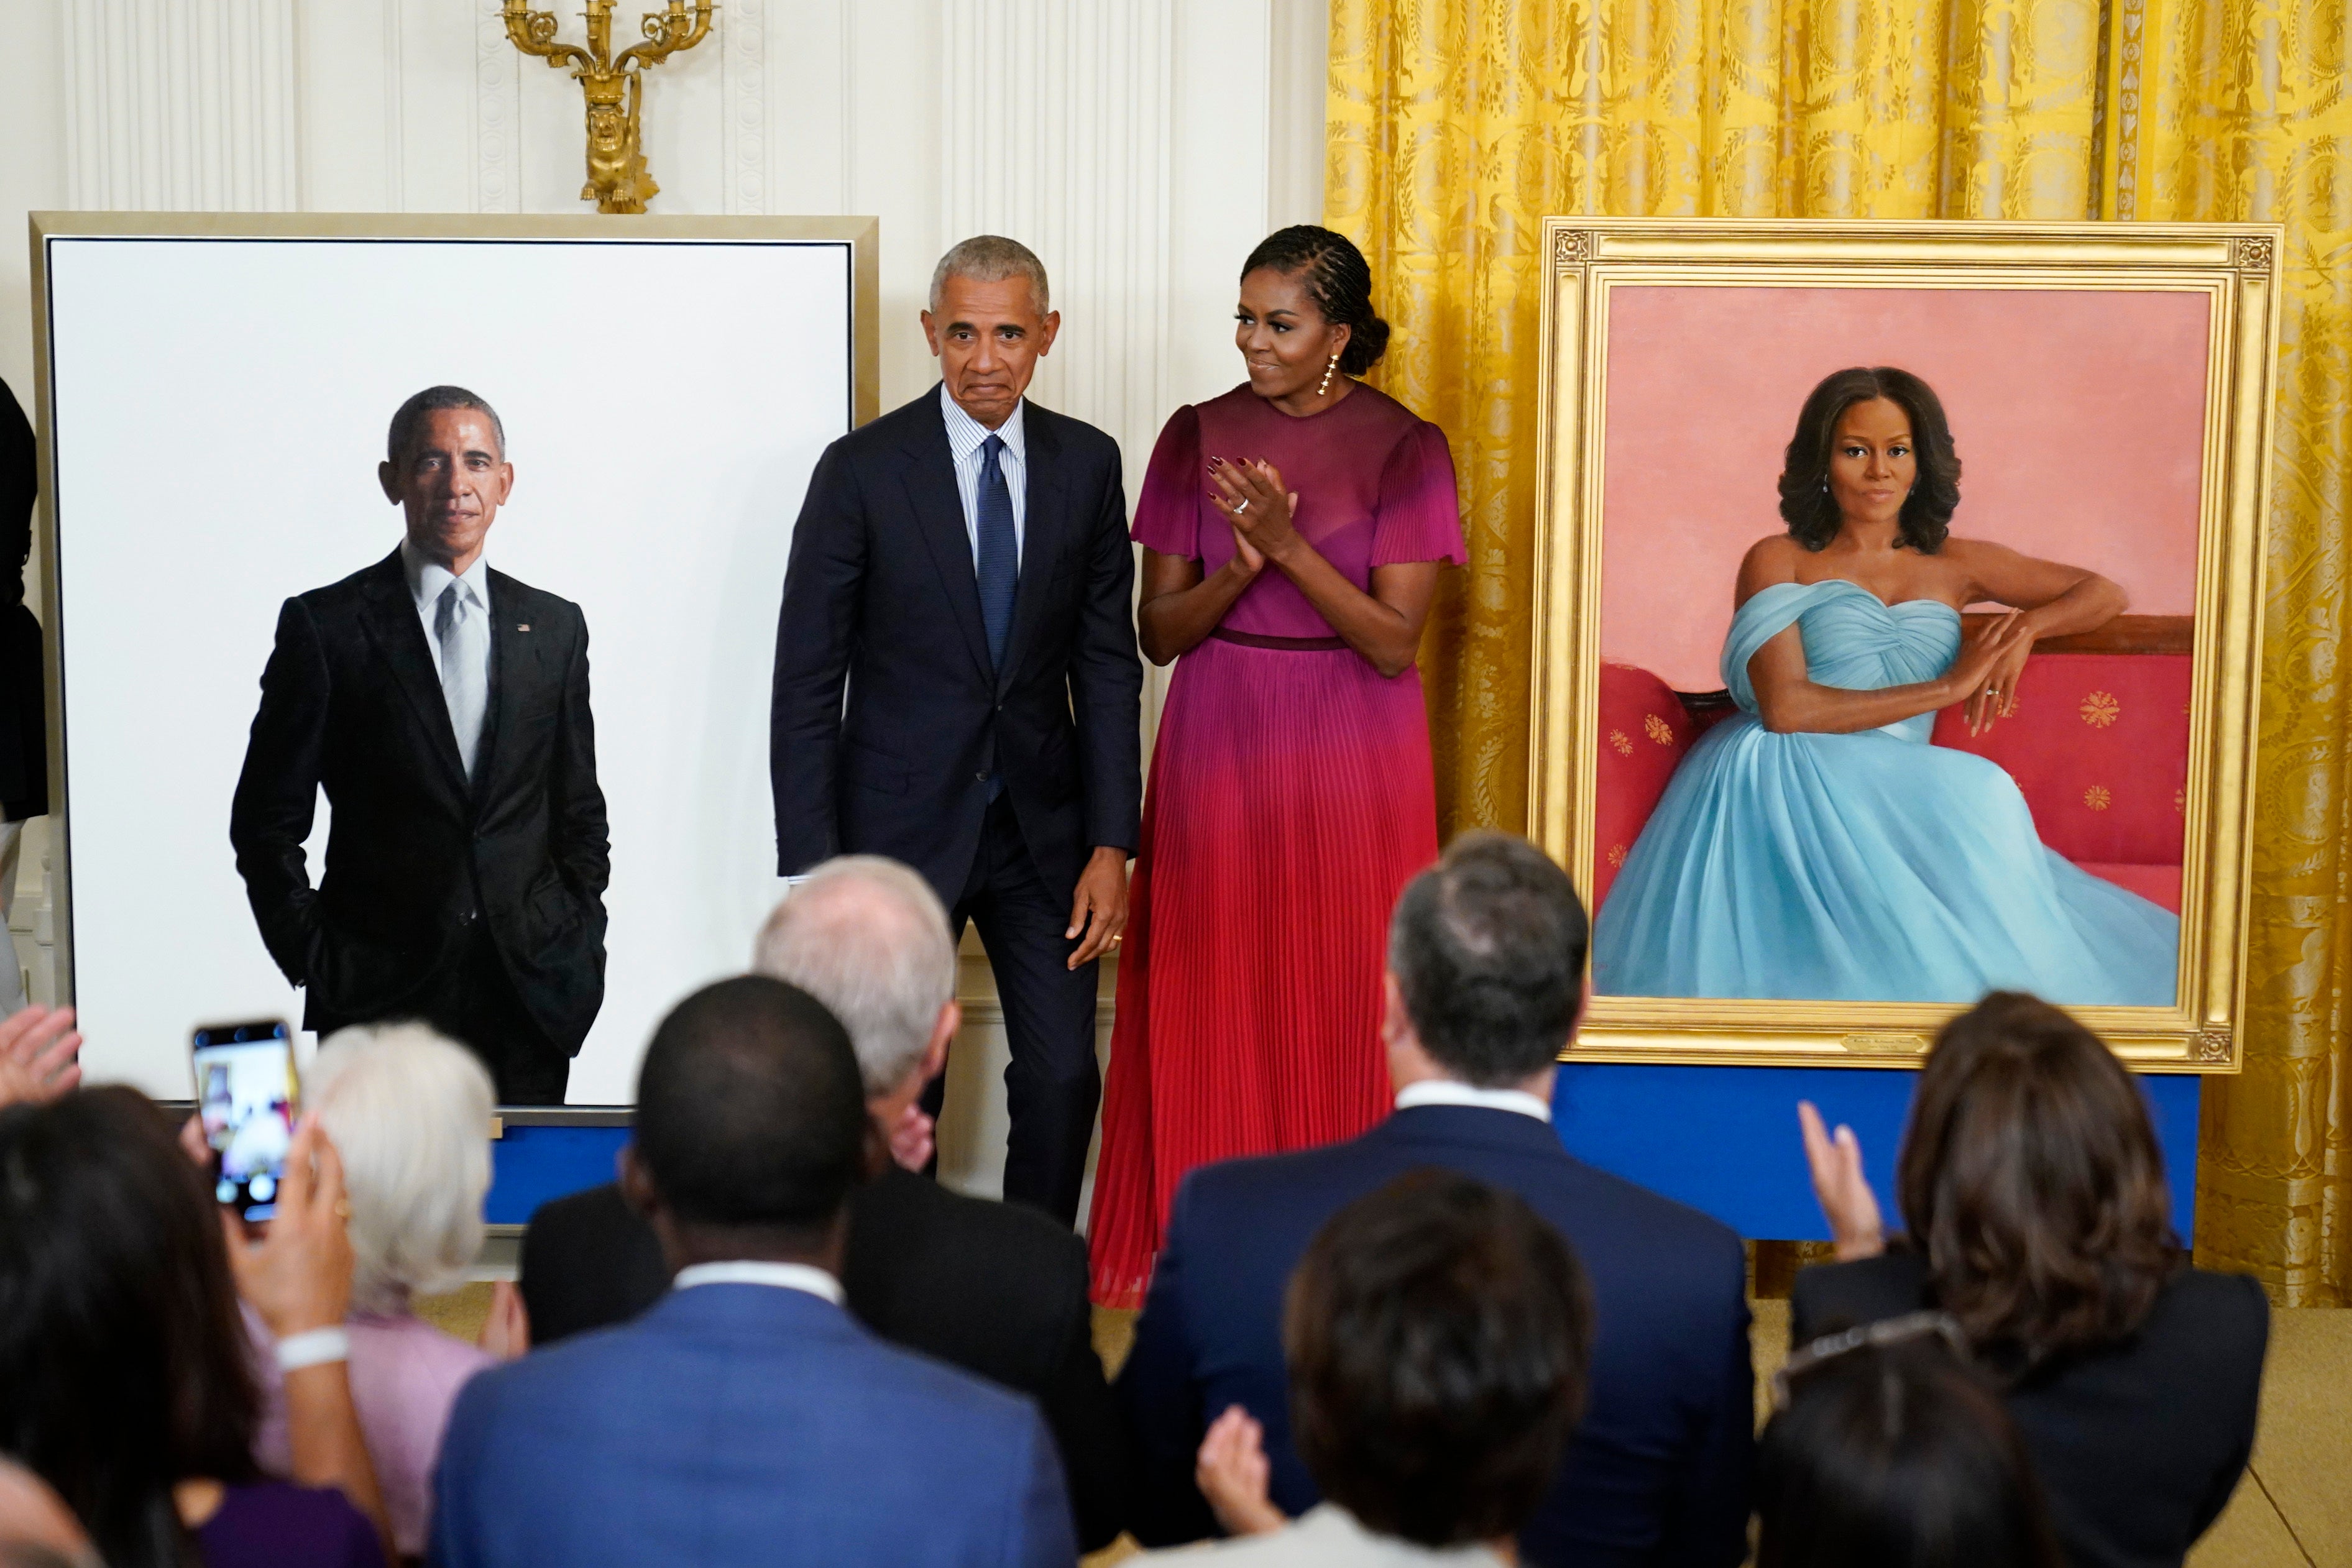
[415,1288,2348,1566]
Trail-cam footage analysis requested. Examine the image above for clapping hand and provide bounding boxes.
[1208,457,1298,572]
[1798,1101,1886,1262]
[1195,1405,1286,1538]
[0,1006,81,1111]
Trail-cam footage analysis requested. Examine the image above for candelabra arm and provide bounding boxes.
[501,1,594,71]
[617,0,716,72]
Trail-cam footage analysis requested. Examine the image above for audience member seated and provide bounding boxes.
[1759,1324,2063,1568]
[1119,832,1753,1567]
[249,1025,499,1561]
[0,1088,388,1568]
[518,856,1131,1549]
[1793,991,2267,1568]
[1152,1168,1594,1565]
[433,976,1077,1567]
[0,1457,101,1568]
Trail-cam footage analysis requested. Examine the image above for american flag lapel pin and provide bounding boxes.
[517,623,531,632]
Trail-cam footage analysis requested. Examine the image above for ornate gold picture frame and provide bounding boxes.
[1528,218,2281,1071]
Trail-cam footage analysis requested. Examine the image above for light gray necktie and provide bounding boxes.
[434,580,489,779]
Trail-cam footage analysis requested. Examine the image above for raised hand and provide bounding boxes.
[885,1101,936,1173]
[224,1114,355,1338]
[1195,1404,1285,1538]
[0,1006,81,1111]
[1798,1101,1886,1261]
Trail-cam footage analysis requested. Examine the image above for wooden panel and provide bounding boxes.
[1960,612,2194,654]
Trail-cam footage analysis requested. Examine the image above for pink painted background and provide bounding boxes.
[1599,287,2211,690]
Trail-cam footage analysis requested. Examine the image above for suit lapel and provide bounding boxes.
[356,550,471,801]
[898,390,995,680]
[995,408,1067,697]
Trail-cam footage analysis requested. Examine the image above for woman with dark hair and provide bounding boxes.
[0,1088,388,1568]
[1144,1168,1592,1564]
[1592,366,2178,1004]
[1760,1328,2064,1568]
[1086,226,1465,1304]
[1793,993,2267,1568]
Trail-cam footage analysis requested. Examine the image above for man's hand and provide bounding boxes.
[225,1115,355,1339]
[1798,1101,1886,1261]
[1196,1405,1285,1538]
[479,1280,531,1360]
[1065,846,1129,970]
[0,1007,80,1111]
[885,1101,936,1172]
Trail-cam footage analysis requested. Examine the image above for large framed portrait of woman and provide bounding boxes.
[1528,219,2282,1070]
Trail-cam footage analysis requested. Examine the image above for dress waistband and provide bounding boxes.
[1209,627,1348,652]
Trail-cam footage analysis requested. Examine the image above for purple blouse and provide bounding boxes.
[1133,383,1466,640]
[198,1480,382,1568]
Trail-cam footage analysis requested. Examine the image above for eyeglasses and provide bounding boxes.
[1771,1309,1968,1412]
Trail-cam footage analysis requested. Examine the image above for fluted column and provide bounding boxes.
[940,0,1176,476]
[63,0,301,211]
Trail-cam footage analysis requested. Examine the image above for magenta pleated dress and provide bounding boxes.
[1086,383,1466,1307]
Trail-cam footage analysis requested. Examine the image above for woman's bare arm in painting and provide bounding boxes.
[1946,538,2129,730]
[1735,538,2034,736]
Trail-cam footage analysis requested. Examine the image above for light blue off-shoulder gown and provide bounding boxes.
[1592,579,2179,1005]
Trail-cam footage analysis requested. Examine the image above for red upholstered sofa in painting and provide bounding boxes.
[1592,616,2192,916]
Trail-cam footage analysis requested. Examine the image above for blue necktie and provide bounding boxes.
[975,433,1018,671]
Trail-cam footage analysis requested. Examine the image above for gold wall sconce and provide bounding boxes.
[502,1,715,214]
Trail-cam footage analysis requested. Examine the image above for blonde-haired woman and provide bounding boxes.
[250,1024,502,1561]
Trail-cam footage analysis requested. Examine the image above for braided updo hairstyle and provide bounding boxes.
[1241,225,1392,376]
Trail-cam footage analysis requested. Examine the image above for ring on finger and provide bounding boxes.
[1234,498,1250,515]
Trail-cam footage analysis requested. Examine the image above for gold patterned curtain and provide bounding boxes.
[1328,0,2351,1301]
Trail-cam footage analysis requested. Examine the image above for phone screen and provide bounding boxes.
[191,1020,298,1222]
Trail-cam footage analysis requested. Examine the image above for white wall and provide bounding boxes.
[0,0,1326,1201]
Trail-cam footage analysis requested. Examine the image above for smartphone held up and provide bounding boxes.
[192,1020,297,1222]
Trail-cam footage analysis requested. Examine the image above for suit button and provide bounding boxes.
[457,909,478,927]
[975,771,990,784]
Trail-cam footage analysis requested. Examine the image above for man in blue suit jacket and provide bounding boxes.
[432,976,1077,1568]
[1118,833,1752,1568]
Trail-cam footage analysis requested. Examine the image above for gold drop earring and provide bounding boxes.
[1317,354,1339,397]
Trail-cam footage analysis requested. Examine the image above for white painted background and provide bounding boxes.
[0,0,1329,1199]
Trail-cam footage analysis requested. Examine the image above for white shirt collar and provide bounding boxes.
[671,1260,845,1306]
[1395,1079,1553,1124]
[400,536,490,615]
[939,382,1026,463]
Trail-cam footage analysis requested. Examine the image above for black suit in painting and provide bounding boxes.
[770,388,1143,1221]
[230,548,609,1102]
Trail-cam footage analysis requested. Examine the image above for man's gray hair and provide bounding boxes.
[1389,832,1590,1087]
[305,1024,495,1311]
[753,856,957,1096]
[387,385,507,465]
[929,235,1052,314]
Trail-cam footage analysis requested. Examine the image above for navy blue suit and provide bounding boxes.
[771,389,1142,1221]
[1117,1104,1753,1568]
[432,1284,1077,1568]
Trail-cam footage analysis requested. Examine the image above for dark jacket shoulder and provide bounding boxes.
[845,1167,1090,1388]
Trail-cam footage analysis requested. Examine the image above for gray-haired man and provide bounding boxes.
[769,236,1144,1224]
